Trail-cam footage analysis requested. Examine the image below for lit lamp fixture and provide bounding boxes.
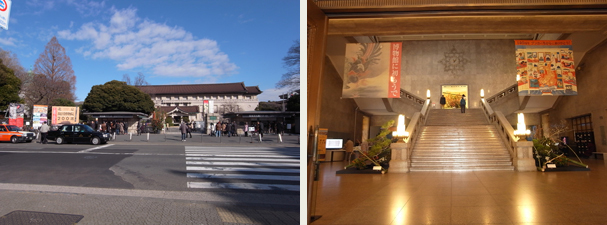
[513,113,531,140]
[516,74,521,82]
[426,89,431,99]
[392,114,410,142]
[480,89,485,98]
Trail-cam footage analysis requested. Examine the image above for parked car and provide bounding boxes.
[47,124,111,145]
[0,124,31,143]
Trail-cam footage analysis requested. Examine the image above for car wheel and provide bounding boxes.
[10,136,18,143]
[56,137,64,145]
[91,137,100,145]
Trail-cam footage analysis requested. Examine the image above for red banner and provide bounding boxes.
[388,42,402,98]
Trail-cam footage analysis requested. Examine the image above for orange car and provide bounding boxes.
[0,124,28,143]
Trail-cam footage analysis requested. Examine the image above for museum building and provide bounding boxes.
[308,1,607,224]
[137,82,262,126]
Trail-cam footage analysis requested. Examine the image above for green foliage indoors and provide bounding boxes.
[83,80,154,114]
[348,120,394,170]
[286,94,300,111]
[0,59,22,111]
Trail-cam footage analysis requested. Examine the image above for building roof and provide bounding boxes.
[158,106,199,114]
[137,82,262,96]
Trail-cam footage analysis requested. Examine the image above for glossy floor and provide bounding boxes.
[310,159,607,225]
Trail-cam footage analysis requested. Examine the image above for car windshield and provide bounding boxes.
[6,125,21,132]
[81,125,95,132]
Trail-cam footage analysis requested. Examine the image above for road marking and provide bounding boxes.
[186,166,299,173]
[186,157,299,163]
[187,182,299,191]
[186,161,300,167]
[185,146,300,191]
[78,144,115,153]
[187,173,299,181]
[184,154,298,158]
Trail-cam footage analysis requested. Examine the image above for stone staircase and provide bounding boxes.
[410,109,514,171]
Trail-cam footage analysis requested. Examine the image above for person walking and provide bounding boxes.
[259,122,264,138]
[244,122,249,137]
[460,94,466,113]
[137,121,141,136]
[39,121,50,144]
[187,122,192,138]
[119,122,124,135]
[215,123,221,137]
[230,122,236,137]
[179,122,187,142]
[226,122,232,137]
[222,123,227,136]
[440,95,447,109]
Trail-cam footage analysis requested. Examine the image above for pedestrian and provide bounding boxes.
[222,123,227,136]
[179,122,187,142]
[231,122,236,137]
[460,94,466,113]
[277,122,283,135]
[226,122,232,137]
[244,122,249,137]
[39,121,50,144]
[440,95,446,109]
[124,121,128,135]
[119,122,124,135]
[259,122,264,138]
[187,122,192,138]
[215,123,221,137]
[137,121,141,136]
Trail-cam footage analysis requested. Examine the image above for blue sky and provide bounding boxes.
[0,0,300,102]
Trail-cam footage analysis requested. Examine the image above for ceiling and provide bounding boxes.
[313,0,607,116]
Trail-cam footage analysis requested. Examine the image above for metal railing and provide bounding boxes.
[400,89,426,106]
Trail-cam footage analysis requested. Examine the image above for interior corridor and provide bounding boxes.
[311,158,607,225]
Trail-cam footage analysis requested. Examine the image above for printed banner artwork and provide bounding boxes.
[515,40,577,96]
[342,42,402,98]
[8,103,24,128]
[51,106,80,125]
[32,105,48,129]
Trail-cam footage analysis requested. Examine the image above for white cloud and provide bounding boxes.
[66,0,106,17]
[257,87,292,102]
[58,7,238,78]
[0,37,17,46]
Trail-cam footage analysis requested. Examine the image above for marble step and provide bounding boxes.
[410,165,514,172]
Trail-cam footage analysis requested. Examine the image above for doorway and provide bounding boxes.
[441,85,468,109]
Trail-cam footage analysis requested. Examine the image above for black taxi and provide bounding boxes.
[47,124,111,145]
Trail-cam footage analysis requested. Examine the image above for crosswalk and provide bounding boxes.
[185,146,300,192]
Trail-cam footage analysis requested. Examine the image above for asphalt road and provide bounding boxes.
[0,141,300,192]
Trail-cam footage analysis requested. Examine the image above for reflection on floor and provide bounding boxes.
[311,159,607,225]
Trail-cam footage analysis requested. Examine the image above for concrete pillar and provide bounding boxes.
[514,140,536,171]
[389,142,411,173]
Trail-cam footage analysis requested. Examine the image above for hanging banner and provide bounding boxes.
[32,105,48,129]
[515,40,577,96]
[51,106,79,125]
[203,100,209,114]
[209,100,214,114]
[8,103,24,128]
[342,42,402,98]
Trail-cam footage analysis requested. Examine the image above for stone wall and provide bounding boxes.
[401,39,517,109]
[547,39,607,153]
[319,56,364,141]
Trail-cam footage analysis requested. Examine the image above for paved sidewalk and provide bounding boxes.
[97,132,300,147]
[0,183,299,225]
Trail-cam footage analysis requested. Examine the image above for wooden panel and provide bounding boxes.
[328,14,607,36]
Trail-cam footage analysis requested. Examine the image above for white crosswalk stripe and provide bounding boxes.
[185,146,299,192]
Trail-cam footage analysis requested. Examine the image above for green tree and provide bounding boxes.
[255,101,281,111]
[286,94,300,111]
[82,80,155,114]
[0,59,22,111]
[165,116,174,127]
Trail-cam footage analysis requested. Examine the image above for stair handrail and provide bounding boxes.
[485,83,518,104]
[480,99,517,161]
[400,89,426,106]
[406,99,431,159]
